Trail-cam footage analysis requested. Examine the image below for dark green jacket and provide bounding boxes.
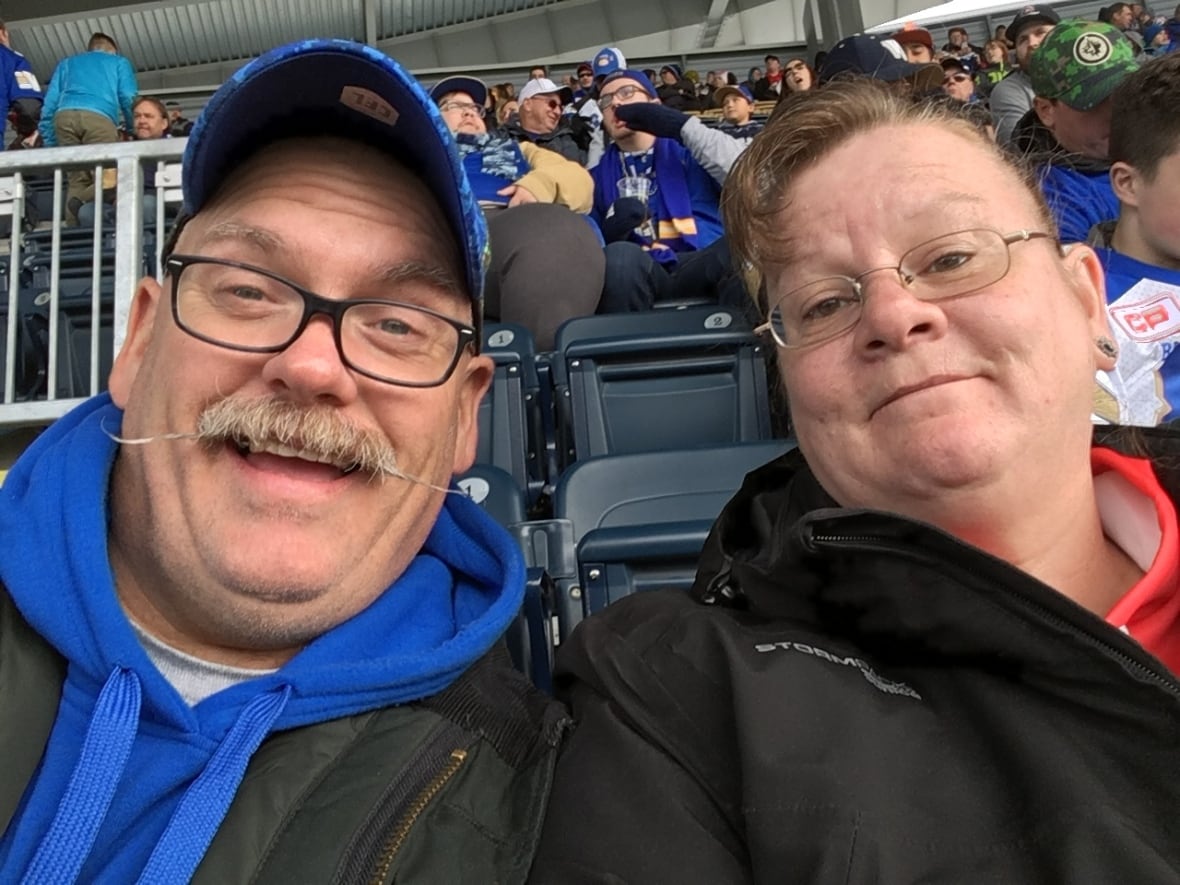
[0,589,568,884]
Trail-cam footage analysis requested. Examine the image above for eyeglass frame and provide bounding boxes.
[164,254,478,388]
[598,83,651,110]
[755,228,1054,350]
[438,99,485,117]
[523,94,563,110]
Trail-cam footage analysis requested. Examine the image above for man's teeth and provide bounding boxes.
[243,440,342,467]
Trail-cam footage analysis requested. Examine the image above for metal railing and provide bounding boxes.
[0,137,184,427]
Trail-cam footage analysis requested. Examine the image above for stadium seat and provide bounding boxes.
[456,464,553,692]
[518,439,793,641]
[476,322,544,504]
[550,305,773,469]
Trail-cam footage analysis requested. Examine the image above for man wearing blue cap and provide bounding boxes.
[591,68,748,311]
[0,39,563,884]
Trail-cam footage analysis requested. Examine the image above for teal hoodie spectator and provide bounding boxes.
[0,395,531,882]
[38,43,137,145]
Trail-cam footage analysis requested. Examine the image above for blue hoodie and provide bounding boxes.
[0,394,525,883]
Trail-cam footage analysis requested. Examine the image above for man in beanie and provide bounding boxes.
[1018,19,1140,242]
[656,63,699,110]
[990,4,1061,145]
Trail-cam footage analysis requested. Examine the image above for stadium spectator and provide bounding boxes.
[0,39,562,882]
[941,57,981,103]
[505,76,596,166]
[532,76,1180,883]
[818,34,944,94]
[1018,19,1138,242]
[590,69,743,311]
[165,99,192,136]
[1108,2,1146,49]
[713,84,763,139]
[431,75,602,348]
[979,38,1014,93]
[38,32,138,225]
[890,24,937,63]
[131,95,169,140]
[0,18,42,150]
[782,57,817,92]
[1087,53,1180,424]
[527,64,547,80]
[943,25,984,61]
[753,54,784,101]
[495,97,518,125]
[995,22,1012,45]
[990,4,1061,146]
[1143,20,1174,53]
[573,61,595,100]
[743,65,763,93]
[655,64,699,111]
[77,96,170,227]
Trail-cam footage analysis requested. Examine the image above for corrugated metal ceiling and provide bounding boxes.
[11,0,564,78]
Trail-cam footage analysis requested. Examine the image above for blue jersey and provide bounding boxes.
[0,44,42,149]
[1039,163,1120,245]
[1094,246,1180,426]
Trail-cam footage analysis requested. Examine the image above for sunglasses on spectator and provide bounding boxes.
[598,84,649,109]
[439,100,485,117]
[944,73,973,84]
[526,96,562,110]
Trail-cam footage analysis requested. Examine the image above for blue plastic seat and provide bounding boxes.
[456,464,553,692]
[476,322,544,504]
[551,306,773,469]
[520,439,793,641]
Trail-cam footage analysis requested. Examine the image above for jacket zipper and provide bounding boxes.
[334,719,473,885]
[809,530,1180,701]
[366,747,468,884]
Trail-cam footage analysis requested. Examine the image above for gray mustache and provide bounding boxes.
[196,396,401,477]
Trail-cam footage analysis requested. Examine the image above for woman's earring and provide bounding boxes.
[1096,336,1119,360]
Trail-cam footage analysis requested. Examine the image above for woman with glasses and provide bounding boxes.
[430,75,603,349]
[530,79,1180,882]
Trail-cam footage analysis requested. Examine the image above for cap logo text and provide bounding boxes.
[1073,32,1113,65]
[340,86,399,126]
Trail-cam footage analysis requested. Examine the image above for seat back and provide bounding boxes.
[552,306,772,467]
[456,463,553,692]
[546,439,792,634]
[475,323,543,502]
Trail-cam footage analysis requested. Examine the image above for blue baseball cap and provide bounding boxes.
[593,47,626,78]
[430,75,488,107]
[819,34,942,90]
[600,69,657,98]
[181,39,487,338]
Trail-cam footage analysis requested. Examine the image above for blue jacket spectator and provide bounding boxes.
[0,20,42,149]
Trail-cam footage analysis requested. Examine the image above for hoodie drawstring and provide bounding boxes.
[135,685,292,885]
[21,667,142,885]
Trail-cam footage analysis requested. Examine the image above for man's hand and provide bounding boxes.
[600,196,647,243]
[498,184,539,207]
[613,103,690,141]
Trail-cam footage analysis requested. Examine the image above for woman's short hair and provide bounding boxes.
[722,78,1055,308]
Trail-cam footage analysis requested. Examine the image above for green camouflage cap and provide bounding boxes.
[1029,19,1139,110]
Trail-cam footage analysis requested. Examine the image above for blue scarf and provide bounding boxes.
[597,139,700,265]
